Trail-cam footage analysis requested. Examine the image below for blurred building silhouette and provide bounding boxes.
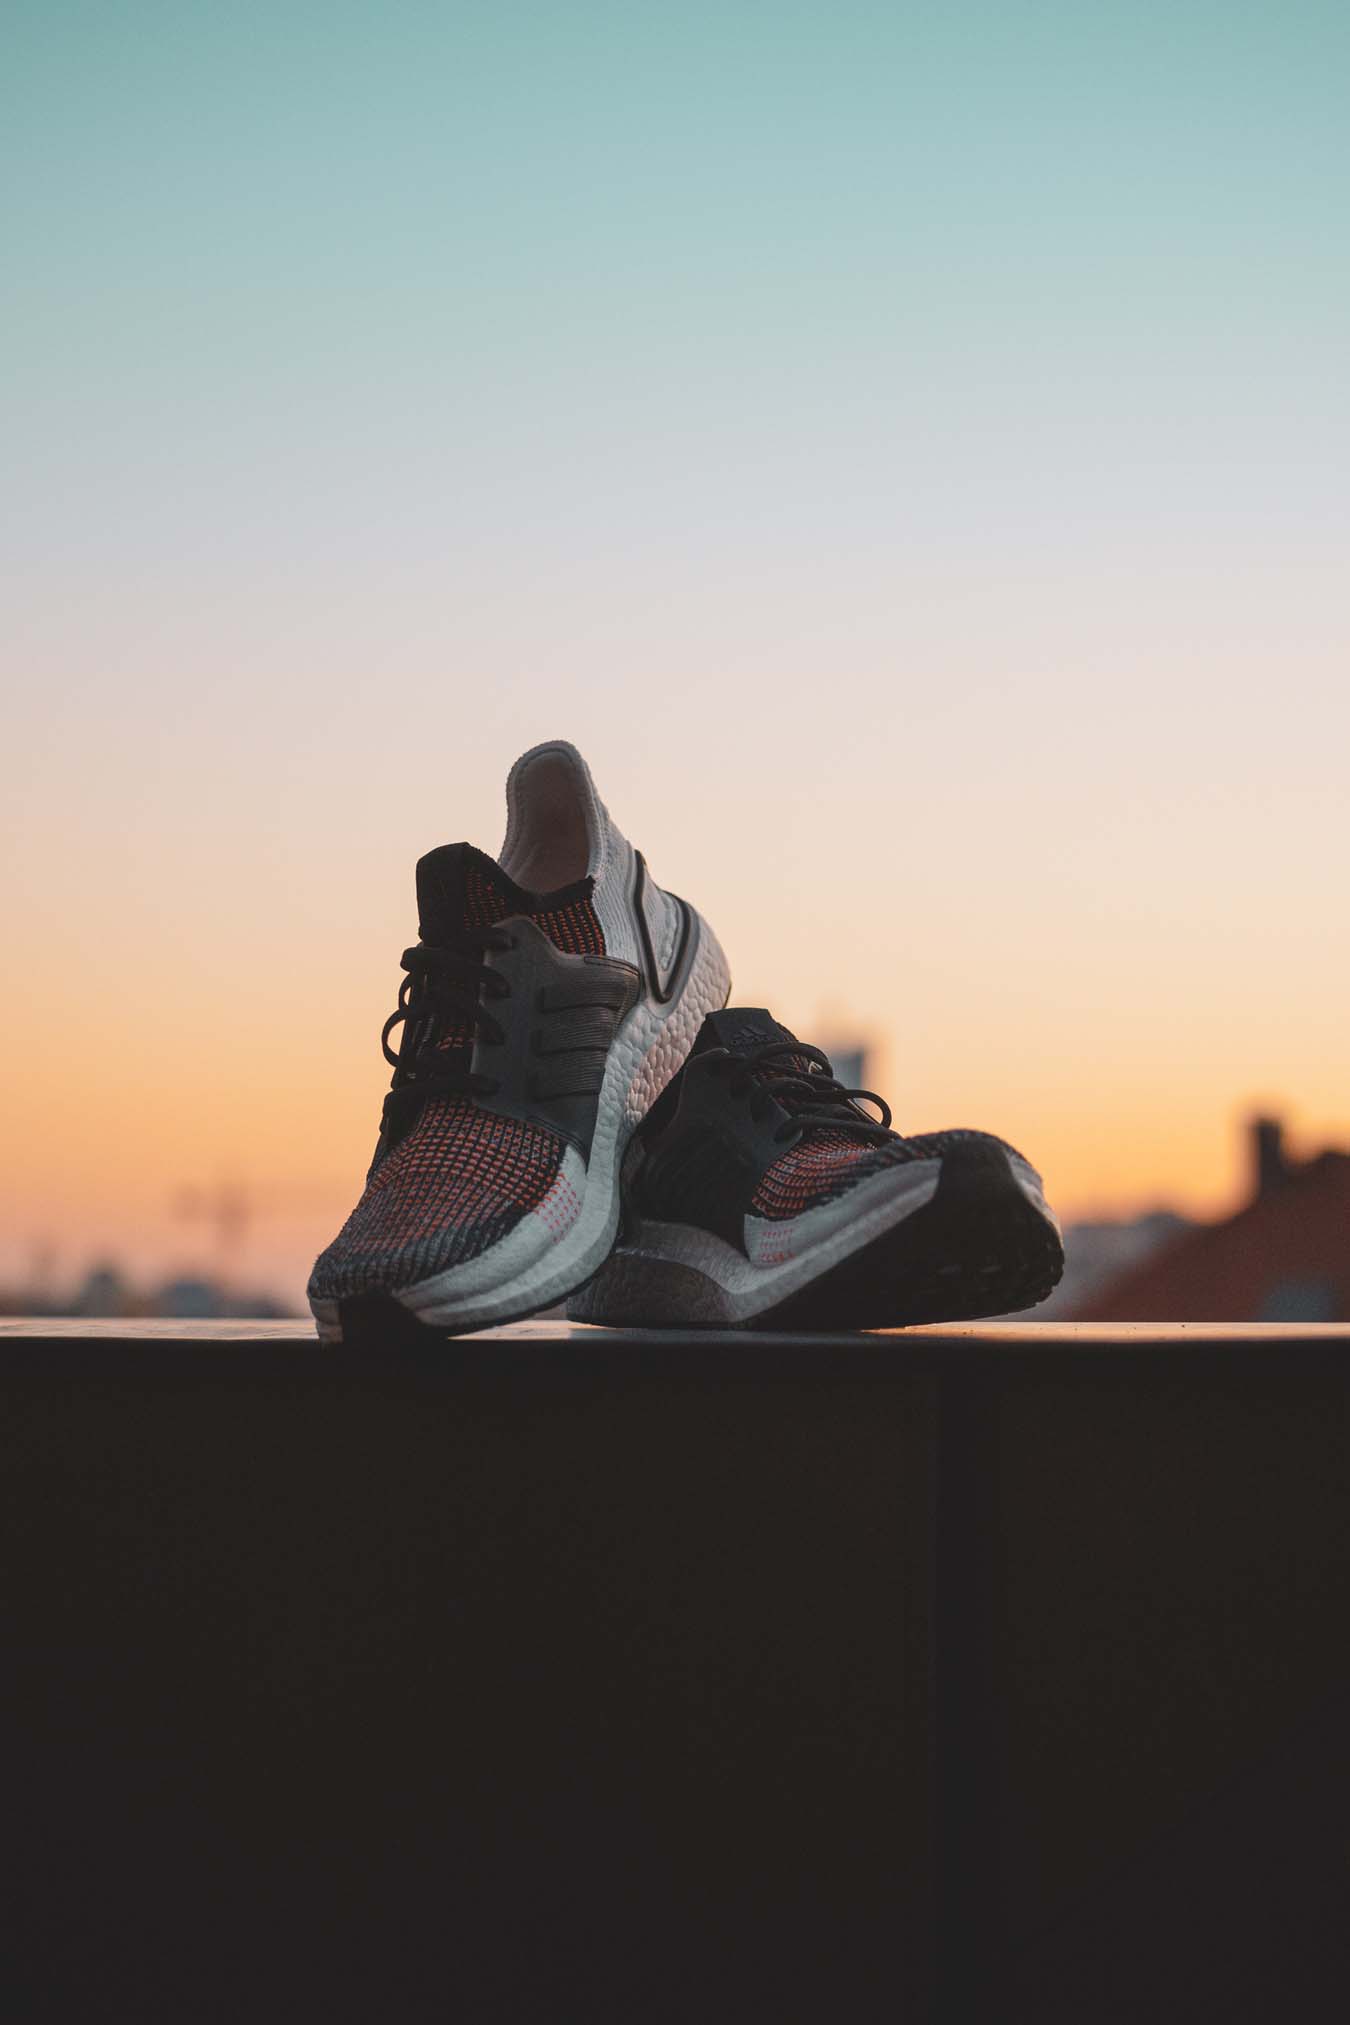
[1063,1117,1350,1322]
[825,1044,869,1093]
[1035,1209,1196,1318]
[0,1260,296,1321]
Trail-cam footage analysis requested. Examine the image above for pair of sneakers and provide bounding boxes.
[308,742,1063,1339]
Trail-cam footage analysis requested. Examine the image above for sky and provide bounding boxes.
[3,0,1348,1304]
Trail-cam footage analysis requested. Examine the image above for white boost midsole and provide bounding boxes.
[616,1159,943,1321]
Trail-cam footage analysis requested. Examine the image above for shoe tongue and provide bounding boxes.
[410,844,549,1067]
[694,1008,801,1058]
[693,1008,857,1128]
[415,843,540,944]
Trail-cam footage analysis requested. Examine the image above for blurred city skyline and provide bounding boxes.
[4,2,1348,1307]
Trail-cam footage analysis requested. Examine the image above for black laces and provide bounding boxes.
[700,1040,893,1147]
[380,927,512,1127]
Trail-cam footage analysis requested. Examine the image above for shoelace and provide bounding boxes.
[699,1040,893,1146]
[378,926,634,1129]
[379,927,513,1125]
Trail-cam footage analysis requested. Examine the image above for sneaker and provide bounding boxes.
[309,741,731,1340]
[567,1008,1064,1330]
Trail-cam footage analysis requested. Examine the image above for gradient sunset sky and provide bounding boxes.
[4,1,1348,1303]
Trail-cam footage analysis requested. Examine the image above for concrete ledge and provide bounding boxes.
[4,1321,1349,2022]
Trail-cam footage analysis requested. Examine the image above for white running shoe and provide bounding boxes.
[309,740,730,1340]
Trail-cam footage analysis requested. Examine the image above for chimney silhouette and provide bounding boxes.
[1250,1116,1288,1199]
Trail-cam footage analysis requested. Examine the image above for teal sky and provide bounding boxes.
[3,1,1349,1293]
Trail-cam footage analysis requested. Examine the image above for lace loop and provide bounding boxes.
[379,927,513,1126]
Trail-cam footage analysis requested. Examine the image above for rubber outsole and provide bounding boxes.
[334,1288,544,1345]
